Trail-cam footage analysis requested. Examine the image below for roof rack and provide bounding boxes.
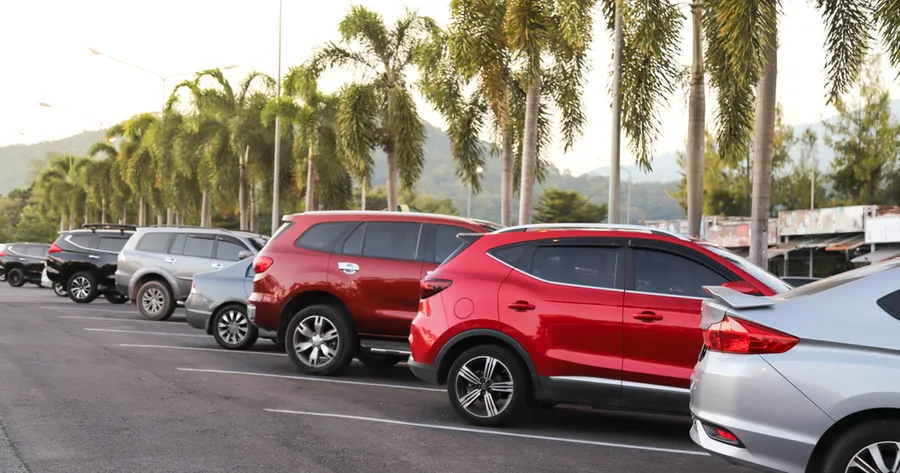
[149,225,269,239]
[494,223,690,241]
[82,223,138,234]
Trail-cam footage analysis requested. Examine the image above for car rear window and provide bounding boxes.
[136,233,173,253]
[98,237,128,252]
[433,225,472,264]
[69,234,97,249]
[295,222,354,251]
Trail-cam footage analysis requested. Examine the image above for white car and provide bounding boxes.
[43,266,66,297]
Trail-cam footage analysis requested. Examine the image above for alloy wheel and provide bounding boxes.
[53,282,66,297]
[292,315,339,367]
[70,277,91,300]
[217,309,249,345]
[846,442,900,473]
[141,288,165,315]
[453,356,515,418]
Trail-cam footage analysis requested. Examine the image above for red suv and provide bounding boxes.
[407,223,793,426]
[248,211,501,375]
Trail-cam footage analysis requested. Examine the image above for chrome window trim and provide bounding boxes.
[624,290,708,301]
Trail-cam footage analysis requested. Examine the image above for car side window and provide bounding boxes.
[633,248,728,298]
[341,223,365,255]
[528,246,618,289]
[69,234,97,249]
[215,237,247,261]
[137,233,173,253]
[295,222,353,252]
[182,236,215,258]
[98,237,128,252]
[362,222,422,261]
[433,225,470,264]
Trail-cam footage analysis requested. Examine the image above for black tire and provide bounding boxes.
[53,282,67,297]
[67,271,99,303]
[447,345,531,427]
[356,350,404,369]
[212,304,259,350]
[105,292,128,304]
[136,280,176,321]
[285,304,357,376]
[7,268,25,288]
[821,419,900,473]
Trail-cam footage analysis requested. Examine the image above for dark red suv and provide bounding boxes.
[407,223,793,426]
[248,211,501,375]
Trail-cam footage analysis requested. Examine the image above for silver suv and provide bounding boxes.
[115,227,267,320]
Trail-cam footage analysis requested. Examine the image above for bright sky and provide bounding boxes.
[2,0,898,176]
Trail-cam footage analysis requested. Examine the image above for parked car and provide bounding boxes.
[780,276,819,287]
[249,211,502,375]
[690,259,900,473]
[407,223,794,427]
[116,226,267,321]
[42,267,66,297]
[45,224,136,304]
[0,243,51,287]
[185,256,275,350]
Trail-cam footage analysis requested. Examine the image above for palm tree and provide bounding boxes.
[88,140,130,224]
[110,114,160,227]
[314,6,435,211]
[35,155,89,230]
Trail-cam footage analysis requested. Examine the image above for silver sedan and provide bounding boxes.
[185,258,276,350]
[691,259,900,473]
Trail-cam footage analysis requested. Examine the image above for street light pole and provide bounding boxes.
[608,0,624,224]
[271,0,284,235]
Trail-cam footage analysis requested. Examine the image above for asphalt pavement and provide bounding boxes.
[0,283,755,473]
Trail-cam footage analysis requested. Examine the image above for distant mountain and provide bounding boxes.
[0,129,107,195]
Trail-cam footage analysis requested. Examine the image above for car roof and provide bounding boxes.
[286,210,501,228]
[137,226,268,239]
[490,223,693,242]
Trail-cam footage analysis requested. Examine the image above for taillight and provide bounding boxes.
[703,316,798,354]
[190,281,196,294]
[0,251,5,257]
[254,256,274,274]
[420,279,452,300]
[48,244,63,254]
[700,421,744,448]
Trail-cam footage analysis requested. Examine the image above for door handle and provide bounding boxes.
[508,301,536,311]
[19,258,26,261]
[89,255,100,259]
[337,262,359,275]
[211,263,223,269]
[164,257,177,264]
[633,311,663,322]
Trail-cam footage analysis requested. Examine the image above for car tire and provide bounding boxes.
[285,304,357,376]
[356,350,403,369]
[821,419,900,473]
[212,304,259,350]
[0,272,6,282]
[105,292,128,304]
[67,272,99,303]
[447,345,530,428]
[7,268,26,288]
[53,282,67,297]
[136,280,176,321]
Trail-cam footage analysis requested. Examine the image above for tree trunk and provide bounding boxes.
[101,198,107,224]
[250,185,259,233]
[608,0,624,224]
[166,208,173,226]
[200,191,209,228]
[305,143,316,212]
[121,201,127,225]
[239,145,249,230]
[517,74,542,225]
[749,14,778,267]
[59,214,65,232]
[83,200,89,226]
[386,146,399,212]
[687,1,706,238]
[500,91,514,226]
[68,213,75,231]
[156,213,163,226]
[361,182,367,211]
[138,198,146,227]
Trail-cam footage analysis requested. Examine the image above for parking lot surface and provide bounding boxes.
[0,284,753,473]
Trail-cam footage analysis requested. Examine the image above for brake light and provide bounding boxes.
[254,256,274,274]
[190,281,196,295]
[703,316,798,354]
[48,244,63,254]
[420,279,452,300]
[0,251,5,257]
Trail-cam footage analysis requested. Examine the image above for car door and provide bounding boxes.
[622,239,735,393]
[497,237,625,398]
[211,235,249,271]
[96,235,131,280]
[25,245,50,279]
[326,221,425,338]
[167,233,216,298]
[422,223,478,278]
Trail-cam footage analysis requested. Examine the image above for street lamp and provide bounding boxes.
[272,0,284,234]
[467,166,484,218]
[621,167,632,224]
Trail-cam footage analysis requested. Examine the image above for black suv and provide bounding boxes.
[0,243,51,287]
[45,224,136,304]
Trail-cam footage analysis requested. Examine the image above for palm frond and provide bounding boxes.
[336,84,378,185]
[816,0,872,103]
[339,5,391,60]
[874,0,900,74]
[387,86,426,190]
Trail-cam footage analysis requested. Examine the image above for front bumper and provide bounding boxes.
[690,352,832,473]
[408,359,439,385]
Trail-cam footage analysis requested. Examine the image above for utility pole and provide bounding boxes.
[271,0,284,235]
[608,0,624,224]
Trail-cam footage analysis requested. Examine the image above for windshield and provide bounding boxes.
[248,237,268,252]
[701,244,793,294]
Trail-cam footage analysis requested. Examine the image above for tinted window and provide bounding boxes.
[433,225,470,264]
[137,233,172,253]
[248,237,267,251]
[98,237,128,252]
[633,248,728,298]
[363,222,422,261]
[168,234,186,255]
[296,222,352,251]
[215,237,246,261]
[27,245,49,257]
[183,236,214,258]
[69,234,97,249]
[245,262,255,278]
[490,244,527,266]
[342,224,365,255]
[529,246,618,289]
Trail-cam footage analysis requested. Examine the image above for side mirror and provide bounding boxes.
[721,280,761,296]
[238,251,255,261]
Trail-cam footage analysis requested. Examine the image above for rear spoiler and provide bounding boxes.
[703,286,774,309]
[456,233,484,245]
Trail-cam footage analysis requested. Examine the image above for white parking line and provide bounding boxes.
[83,328,206,337]
[62,315,169,324]
[266,409,708,456]
[118,344,285,356]
[178,367,443,392]
[41,306,138,315]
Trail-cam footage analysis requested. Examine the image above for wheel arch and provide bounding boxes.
[434,329,540,393]
[805,408,900,473]
[130,269,178,301]
[277,290,354,344]
[206,300,248,335]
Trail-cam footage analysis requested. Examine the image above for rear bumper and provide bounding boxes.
[247,294,280,331]
[185,307,211,331]
[689,352,832,473]
[408,360,439,385]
